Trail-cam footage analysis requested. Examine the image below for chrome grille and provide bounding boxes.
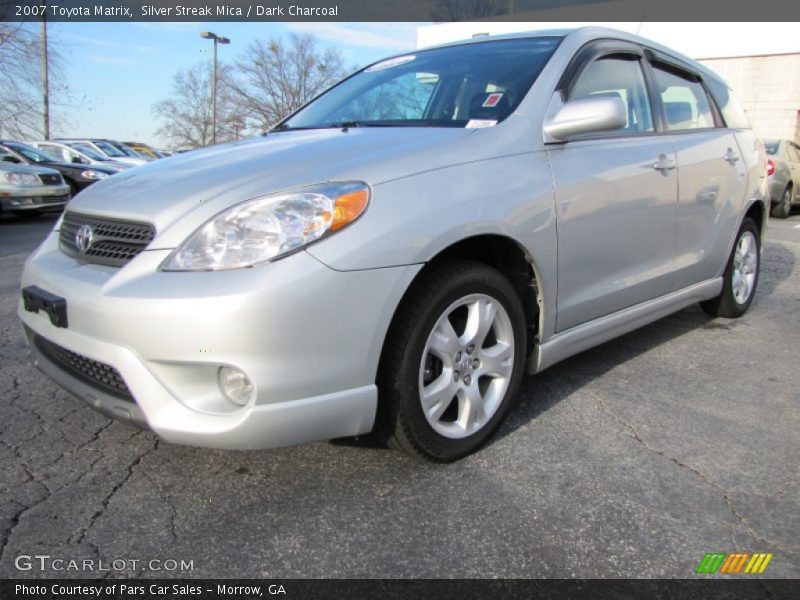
[33,334,134,401]
[39,173,63,185]
[59,212,155,267]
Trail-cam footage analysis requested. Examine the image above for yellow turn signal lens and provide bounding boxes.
[331,188,369,231]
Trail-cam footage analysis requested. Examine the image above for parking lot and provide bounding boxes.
[0,211,798,579]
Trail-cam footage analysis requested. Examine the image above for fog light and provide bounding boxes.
[218,366,255,406]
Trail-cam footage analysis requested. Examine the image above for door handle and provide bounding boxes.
[724,148,740,164]
[652,154,676,173]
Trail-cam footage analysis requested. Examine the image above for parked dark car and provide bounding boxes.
[0,140,117,196]
[764,138,800,218]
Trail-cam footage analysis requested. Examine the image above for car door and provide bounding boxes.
[547,47,678,332]
[649,60,750,289]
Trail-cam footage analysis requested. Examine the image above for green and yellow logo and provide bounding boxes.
[696,552,773,574]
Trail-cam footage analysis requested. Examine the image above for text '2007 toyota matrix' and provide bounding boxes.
[19,28,767,462]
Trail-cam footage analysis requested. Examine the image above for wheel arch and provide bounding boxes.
[744,198,767,240]
[383,233,546,362]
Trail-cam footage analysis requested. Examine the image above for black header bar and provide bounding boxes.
[3,0,800,22]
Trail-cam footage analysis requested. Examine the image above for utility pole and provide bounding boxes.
[200,32,230,146]
[41,6,50,139]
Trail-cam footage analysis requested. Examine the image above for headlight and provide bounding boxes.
[162,182,370,271]
[80,169,109,180]
[2,172,41,186]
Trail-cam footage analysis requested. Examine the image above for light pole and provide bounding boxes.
[41,7,50,139]
[200,31,230,146]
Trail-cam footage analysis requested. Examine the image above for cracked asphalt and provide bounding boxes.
[1,210,798,579]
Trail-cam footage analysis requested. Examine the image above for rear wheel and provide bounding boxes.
[375,259,527,462]
[700,217,760,318]
[770,185,792,219]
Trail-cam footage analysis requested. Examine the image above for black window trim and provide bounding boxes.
[553,39,660,143]
[550,39,731,144]
[646,49,726,133]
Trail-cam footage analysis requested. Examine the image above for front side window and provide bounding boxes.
[37,144,67,161]
[653,65,715,131]
[280,38,561,130]
[569,56,654,133]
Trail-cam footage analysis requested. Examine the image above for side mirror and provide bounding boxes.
[72,156,87,164]
[543,96,627,141]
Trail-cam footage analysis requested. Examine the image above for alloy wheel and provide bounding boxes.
[732,231,758,304]
[418,293,515,439]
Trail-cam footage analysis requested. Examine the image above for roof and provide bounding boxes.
[415,27,725,87]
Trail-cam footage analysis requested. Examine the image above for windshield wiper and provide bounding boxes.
[335,121,362,130]
[267,123,320,134]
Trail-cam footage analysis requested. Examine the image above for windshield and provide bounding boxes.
[6,142,59,163]
[280,37,561,131]
[70,143,112,161]
[764,140,779,155]
[93,141,126,157]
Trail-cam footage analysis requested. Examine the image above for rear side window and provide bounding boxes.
[706,78,751,129]
[569,56,654,133]
[652,65,715,131]
[764,141,779,155]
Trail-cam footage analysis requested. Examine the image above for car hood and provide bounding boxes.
[46,161,118,175]
[66,127,484,249]
[0,162,61,176]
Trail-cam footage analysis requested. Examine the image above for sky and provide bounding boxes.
[43,20,800,148]
[46,22,424,148]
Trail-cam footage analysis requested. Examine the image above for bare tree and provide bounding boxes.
[152,62,241,150]
[225,32,349,132]
[0,22,68,139]
[431,0,507,21]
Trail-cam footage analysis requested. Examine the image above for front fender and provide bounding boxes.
[306,151,559,340]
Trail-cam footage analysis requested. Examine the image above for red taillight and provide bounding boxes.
[767,159,775,177]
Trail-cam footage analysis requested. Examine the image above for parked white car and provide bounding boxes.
[55,139,150,167]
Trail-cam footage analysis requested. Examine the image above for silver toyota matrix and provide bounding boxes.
[19,28,768,461]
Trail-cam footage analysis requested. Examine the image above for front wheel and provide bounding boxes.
[375,259,527,462]
[701,217,760,318]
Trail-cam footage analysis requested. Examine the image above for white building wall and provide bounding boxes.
[699,54,800,142]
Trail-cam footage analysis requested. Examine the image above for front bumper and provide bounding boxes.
[19,231,421,449]
[1,191,70,211]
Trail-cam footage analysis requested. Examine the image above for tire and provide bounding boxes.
[770,185,792,219]
[700,217,760,318]
[375,259,527,462]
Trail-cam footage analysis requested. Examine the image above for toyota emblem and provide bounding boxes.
[75,224,93,253]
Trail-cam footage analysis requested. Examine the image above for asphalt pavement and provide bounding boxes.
[1,210,798,579]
